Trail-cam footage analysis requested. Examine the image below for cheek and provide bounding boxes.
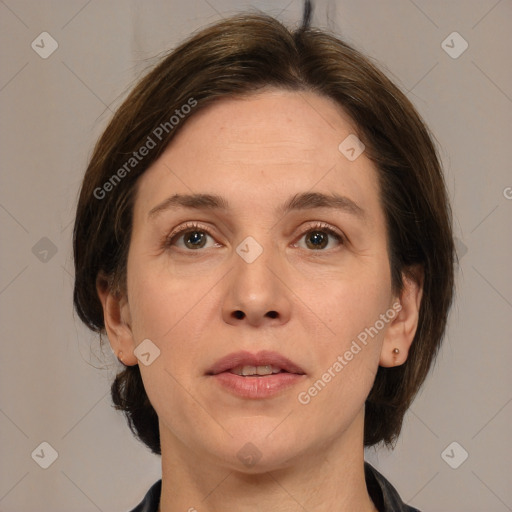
[294,262,392,412]
[296,280,390,428]
[126,247,208,339]
[125,250,220,386]
[124,256,214,418]
[297,260,392,347]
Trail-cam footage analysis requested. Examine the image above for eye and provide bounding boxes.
[164,222,218,250]
[294,223,345,251]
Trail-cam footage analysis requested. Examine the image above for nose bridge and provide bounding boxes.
[222,232,291,326]
[234,233,277,299]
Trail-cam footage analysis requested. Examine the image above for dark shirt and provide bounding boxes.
[129,462,420,511]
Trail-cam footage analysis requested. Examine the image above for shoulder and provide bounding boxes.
[365,462,421,512]
[128,479,161,512]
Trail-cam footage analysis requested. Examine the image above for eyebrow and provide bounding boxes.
[147,191,366,221]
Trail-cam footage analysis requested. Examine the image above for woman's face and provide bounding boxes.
[116,89,400,470]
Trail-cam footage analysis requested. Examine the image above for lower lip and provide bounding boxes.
[211,372,305,399]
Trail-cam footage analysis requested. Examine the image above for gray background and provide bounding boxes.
[1,0,511,510]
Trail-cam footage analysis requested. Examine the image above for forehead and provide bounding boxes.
[176,89,359,160]
[133,89,381,222]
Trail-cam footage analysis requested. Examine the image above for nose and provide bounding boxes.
[221,241,292,328]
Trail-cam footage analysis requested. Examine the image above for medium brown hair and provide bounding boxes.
[73,12,455,453]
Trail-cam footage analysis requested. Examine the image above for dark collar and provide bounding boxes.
[364,462,421,511]
[129,462,420,511]
[129,479,161,512]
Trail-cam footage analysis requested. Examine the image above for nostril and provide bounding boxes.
[266,310,278,319]
[233,310,245,319]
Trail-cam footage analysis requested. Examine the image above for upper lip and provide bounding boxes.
[207,350,306,375]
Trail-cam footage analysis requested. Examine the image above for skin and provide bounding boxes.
[97,88,422,511]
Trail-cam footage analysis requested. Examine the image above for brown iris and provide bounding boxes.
[305,230,328,250]
[184,231,207,249]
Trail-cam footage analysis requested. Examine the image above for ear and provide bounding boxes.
[380,265,424,367]
[96,272,138,366]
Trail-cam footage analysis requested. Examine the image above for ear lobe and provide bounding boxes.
[96,272,137,366]
[379,265,424,368]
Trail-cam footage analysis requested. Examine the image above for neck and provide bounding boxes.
[158,412,378,512]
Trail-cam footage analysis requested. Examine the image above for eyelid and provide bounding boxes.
[167,221,212,240]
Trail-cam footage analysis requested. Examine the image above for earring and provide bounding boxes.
[392,348,400,355]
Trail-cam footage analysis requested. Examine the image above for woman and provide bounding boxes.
[73,5,454,511]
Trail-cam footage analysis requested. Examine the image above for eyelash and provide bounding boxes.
[163,221,345,251]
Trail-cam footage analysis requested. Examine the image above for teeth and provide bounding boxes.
[231,365,283,376]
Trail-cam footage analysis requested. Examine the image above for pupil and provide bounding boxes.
[307,231,327,249]
[185,231,205,248]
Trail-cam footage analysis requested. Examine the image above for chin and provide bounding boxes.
[205,424,308,473]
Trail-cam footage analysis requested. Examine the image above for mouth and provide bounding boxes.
[206,350,306,376]
[206,350,306,399]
